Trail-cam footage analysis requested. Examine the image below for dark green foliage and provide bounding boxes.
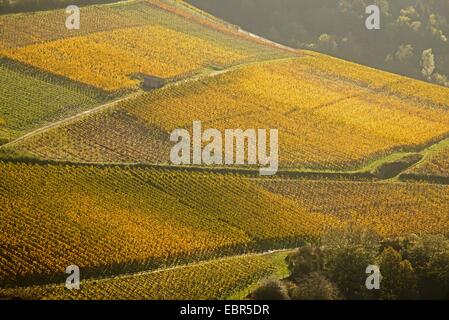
[249,279,290,300]
[285,245,324,279]
[253,232,449,300]
[377,247,419,299]
[289,272,340,300]
[384,234,449,299]
[188,0,449,87]
[0,0,118,14]
[326,246,378,299]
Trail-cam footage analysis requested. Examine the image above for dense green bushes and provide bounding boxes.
[251,229,449,300]
[188,0,449,87]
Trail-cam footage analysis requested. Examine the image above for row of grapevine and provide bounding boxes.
[259,179,449,236]
[0,0,287,92]
[0,252,287,300]
[0,61,105,143]
[1,25,247,91]
[0,161,332,285]
[12,108,173,163]
[404,140,449,178]
[302,52,449,108]
[120,57,449,170]
[11,57,449,169]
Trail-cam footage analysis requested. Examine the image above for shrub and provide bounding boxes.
[290,272,340,300]
[249,279,290,300]
[402,235,449,299]
[326,246,377,299]
[286,245,324,280]
[377,247,418,300]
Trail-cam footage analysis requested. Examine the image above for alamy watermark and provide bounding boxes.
[65,264,80,290]
[366,5,381,30]
[65,5,80,30]
[365,265,381,290]
[170,121,278,176]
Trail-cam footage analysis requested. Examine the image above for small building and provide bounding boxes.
[143,75,166,90]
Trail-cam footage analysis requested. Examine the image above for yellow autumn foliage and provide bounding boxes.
[0,253,284,300]
[2,25,247,91]
[0,162,334,283]
[260,179,449,237]
[125,58,449,169]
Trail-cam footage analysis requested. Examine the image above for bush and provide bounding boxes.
[251,234,449,300]
[285,245,324,280]
[377,247,418,300]
[402,235,449,299]
[249,279,290,300]
[290,272,340,300]
[326,246,377,299]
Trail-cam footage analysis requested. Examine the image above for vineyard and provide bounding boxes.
[11,109,174,163]
[259,179,449,237]
[2,161,449,289]
[1,0,449,301]
[0,252,288,300]
[0,1,286,91]
[302,52,449,108]
[10,56,449,170]
[2,25,248,91]
[0,161,332,286]
[402,139,449,180]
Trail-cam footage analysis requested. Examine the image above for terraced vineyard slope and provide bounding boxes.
[0,252,288,300]
[0,59,107,144]
[258,179,449,236]
[0,0,288,92]
[7,54,449,171]
[0,161,331,287]
[402,139,449,181]
[1,0,449,301]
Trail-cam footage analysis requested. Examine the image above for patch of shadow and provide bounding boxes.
[371,153,423,179]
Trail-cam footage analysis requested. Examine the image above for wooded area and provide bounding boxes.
[0,0,116,14]
[188,0,449,87]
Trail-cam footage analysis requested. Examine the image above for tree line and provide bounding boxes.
[188,0,449,87]
[250,228,449,300]
[0,0,118,14]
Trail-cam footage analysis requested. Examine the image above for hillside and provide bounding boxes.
[0,0,286,92]
[0,58,107,144]
[1,0,449,300]
[1,161,449,289]
[4,53,449,172]
[0,252,289,300]
[401,139,449,181]
[186,0,449,88]
[0,0,287,144]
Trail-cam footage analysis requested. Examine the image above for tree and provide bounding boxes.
[189,0,449,87]
[378,247,418,299]
[326,246,377,299]
[290,272,340,300]
[420,48,435,80]
[426,252,449,299]
[286,245,324,280]
[385,44,417,76]
[317,34,338,53]
[403,235,449,299]
[432,72,449,87]
[249,279,290,300]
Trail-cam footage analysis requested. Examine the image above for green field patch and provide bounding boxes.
[0,59,109,143]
